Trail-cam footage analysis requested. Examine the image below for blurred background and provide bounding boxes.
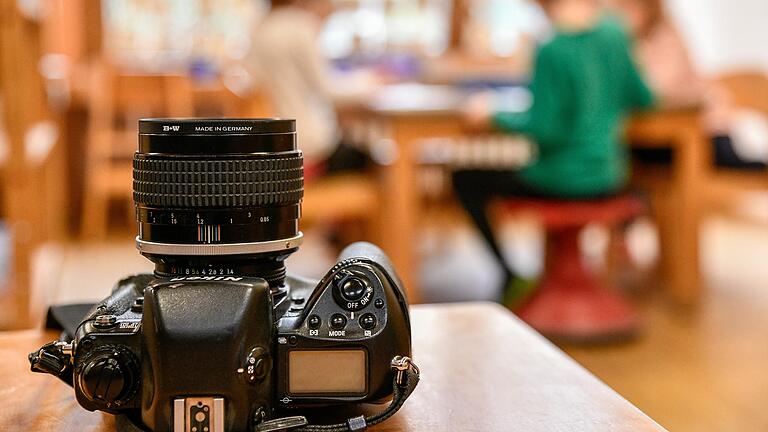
[1,0,768,430]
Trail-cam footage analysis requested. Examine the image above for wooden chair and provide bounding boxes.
[242,87,383,244]
[301,173,382,243]
[496,195,645,342]
[80,62,193,238]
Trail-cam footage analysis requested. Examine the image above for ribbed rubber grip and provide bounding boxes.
[133,155,304,208]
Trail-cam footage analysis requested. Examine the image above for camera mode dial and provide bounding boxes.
[332,272,374,311]
[240,346,271,385]
[77,346,139,408]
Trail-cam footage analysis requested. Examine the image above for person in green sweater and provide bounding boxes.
[453,0,655,302]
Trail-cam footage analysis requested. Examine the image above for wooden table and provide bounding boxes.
[370,84,707,304]
[0,303,665,431]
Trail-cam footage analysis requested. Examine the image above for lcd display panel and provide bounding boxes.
[288,350,367,394]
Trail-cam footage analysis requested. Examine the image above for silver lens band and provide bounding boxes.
[135,232,303,256]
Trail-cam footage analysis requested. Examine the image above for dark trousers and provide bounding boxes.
[632,135,766,170]
[451,170,546,282]
[323,140,371,176]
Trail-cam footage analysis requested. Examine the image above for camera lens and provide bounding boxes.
[133,119,303,283]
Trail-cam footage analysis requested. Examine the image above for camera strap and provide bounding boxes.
[255,356,420,432]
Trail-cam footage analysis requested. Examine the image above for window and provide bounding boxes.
[320,0,453,59]
[102,0,265,70]
[465,0,548,57]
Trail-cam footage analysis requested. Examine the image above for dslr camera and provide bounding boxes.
[30,119,418,432]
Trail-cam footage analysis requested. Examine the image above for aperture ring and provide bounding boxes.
[133,155,304,208]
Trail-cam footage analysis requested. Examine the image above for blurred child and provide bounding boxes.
[247,0,377,177]
[455,0,654,302]
[608,0,768,169]
[606,0,702,107]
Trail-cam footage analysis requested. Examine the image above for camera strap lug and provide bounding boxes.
[391,356,418,387]
[29,340,74,377]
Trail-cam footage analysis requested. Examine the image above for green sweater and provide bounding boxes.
[494,17,654,197]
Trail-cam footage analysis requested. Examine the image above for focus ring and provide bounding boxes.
[133,155,304,208]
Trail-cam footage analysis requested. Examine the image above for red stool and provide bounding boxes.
[498,195,645,342]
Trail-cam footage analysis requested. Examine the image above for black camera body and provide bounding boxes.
[30,119,416,432]
[71,243,409,432]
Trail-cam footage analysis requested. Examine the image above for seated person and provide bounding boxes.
[454,0,654,302]
[608,0,768,169]
[247,0,378,178]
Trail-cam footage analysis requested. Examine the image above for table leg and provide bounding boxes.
[380,119,421,304]
[377,116,465,304]
[660,125,707,304]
